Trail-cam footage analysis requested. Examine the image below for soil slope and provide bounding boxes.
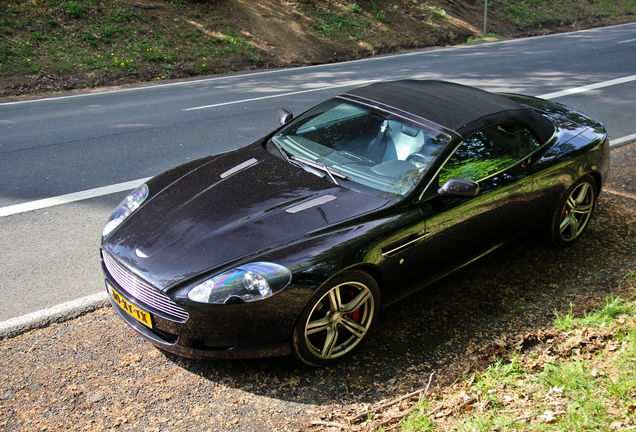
[1,0,635,97]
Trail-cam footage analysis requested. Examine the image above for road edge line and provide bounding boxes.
[0,177,151,218]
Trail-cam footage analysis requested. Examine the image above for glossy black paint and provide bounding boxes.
[101,81,609,360]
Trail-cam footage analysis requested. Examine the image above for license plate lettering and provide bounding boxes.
[108,283,153,328]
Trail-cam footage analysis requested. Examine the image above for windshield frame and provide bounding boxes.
[267,96,453,199]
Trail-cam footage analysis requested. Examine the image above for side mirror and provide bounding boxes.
[277,108,293,126]
[438,177,479,198]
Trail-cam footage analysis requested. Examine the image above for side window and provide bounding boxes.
[439,122,540,184]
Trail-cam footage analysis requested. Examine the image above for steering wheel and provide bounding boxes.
[406,153,431,168]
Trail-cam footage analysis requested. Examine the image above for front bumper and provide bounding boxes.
[108,293,292,359]
[103,269,315,361]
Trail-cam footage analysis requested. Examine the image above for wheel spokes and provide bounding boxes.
[327,288,343,313]
[572,201,593,215]
[340,315,367,338]
[320,327,338,357]
[573,183,591,205]
[341,289,371,314]
[560,213,580,238]
[559,182,594,240]
[304,282,375,360]
[306,316,331,336]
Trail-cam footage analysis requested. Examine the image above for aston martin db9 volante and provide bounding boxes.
[101,80,609,366]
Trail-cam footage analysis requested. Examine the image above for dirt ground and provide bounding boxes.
[1,143,635,431]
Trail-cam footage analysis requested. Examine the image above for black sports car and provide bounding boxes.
[101,80,609,366]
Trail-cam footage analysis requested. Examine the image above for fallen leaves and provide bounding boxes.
[309,289,636,431]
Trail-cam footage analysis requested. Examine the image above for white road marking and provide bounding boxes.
[3,21,635,108]
[1,74,635,219]
[184,73,636,112]
[183,80,377,111]
[537,74,636,99]
[0,133,634,217]
[0,177,150,217]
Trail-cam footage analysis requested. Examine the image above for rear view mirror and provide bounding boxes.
[438,177,479,198]
[277,108,293,126]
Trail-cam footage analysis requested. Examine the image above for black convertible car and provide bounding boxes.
[101,80,609,366]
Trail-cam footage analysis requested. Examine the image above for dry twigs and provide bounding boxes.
[349,372,435,424]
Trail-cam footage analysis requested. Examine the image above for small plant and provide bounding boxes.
[62,1,83,19]
[112,56,137,73]
[30,31,52,42]
[250,53,264,64]
[431,6,446,20]
[348,3,362,14]
[101,25,117,43]
[82,31,99,47]
[506,1,536,25]
[308,8,363,37]
[109,6,135,23]
[465,33,501,43]
[143,47,166,62]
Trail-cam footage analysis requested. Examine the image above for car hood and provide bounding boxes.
[102,143,389,291]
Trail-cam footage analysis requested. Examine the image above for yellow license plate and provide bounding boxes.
[108,282,153,328]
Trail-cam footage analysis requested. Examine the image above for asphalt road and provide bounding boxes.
[1,22,635,324]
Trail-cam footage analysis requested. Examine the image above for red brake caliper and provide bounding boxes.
[348,289,360,322]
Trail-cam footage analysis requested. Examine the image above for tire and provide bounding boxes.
[550,174,597,248]
[292,270,380,366]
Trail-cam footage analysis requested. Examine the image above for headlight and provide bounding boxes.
[102,184,149,238]
[188,262,292,304]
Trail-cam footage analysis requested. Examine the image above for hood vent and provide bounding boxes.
[220,158,259,179]
[286,195,337,214]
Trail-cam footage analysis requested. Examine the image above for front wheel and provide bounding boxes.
[550,175,597,248]
[292,270,380,366]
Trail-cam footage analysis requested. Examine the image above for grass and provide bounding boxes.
[0,0,263,88]
[1,0,635,96]
[303,6,366,38]
[498,0,636,27]
[397,271,636,431]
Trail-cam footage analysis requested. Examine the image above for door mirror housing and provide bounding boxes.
[277,108,293,126]
[438,177,479,198]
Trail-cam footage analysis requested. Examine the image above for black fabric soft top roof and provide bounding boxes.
[343,80,555,143]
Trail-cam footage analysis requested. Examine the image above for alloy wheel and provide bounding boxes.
[303,280,375,361]
[559,181,595,241]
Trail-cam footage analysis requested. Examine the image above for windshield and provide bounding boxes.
[268,99,450,197]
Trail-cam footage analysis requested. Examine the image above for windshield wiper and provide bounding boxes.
[270,140,333,179]
[270,140,350,185]
[291,155,351,186]
[270,139,295,165]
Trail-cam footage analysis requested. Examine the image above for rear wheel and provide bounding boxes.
[292,270,380,366]
[550,175,597,247]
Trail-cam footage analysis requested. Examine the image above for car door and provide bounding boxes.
[380,122,542,305]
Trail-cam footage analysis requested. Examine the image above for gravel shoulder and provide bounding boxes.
[1,143,635,432]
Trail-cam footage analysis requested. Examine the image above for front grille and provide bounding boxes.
[103,252,189,323]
